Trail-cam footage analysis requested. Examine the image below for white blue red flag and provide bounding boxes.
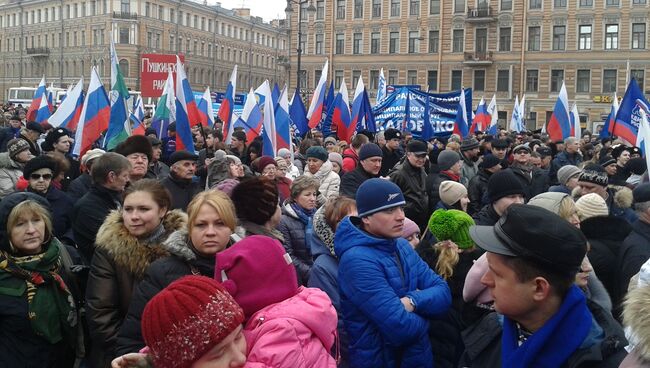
[174,55,198,152]
[219,65,238,144]
[197,87,215,127]
[345,77,366,143]
[258,81,277,157]
[238,88,264,142]
[26,76,49,122]
[49,77,84,130]
[275,86,291,152]
[453,88,469,138]
[307,59,328,129]
[73,67,110,157]
[547,82,571,141]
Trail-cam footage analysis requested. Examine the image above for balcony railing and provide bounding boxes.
[112,11,138,19]
[26,47,50,56]
[463,51,493,64]
[466,6,496,21]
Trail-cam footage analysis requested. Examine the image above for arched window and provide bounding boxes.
[119,59,129,78]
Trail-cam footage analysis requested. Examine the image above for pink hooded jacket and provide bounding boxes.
[243,286,338,368]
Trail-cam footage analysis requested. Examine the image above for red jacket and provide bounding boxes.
[341,148,358,173]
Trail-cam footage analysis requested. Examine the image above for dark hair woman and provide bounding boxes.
[85,179,187,368]
[0,192,83,367]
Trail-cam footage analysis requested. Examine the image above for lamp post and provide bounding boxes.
[285,0,315,92]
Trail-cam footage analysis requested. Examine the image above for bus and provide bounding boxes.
[7,86,67,106]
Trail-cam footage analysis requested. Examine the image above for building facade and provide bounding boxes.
[288,0,650,131]
[0,0,289,101]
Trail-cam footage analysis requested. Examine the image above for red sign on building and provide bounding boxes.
[140,54,185,98]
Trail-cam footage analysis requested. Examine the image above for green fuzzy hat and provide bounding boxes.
[427,209,475,249]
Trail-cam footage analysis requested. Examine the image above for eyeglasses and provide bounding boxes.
[30,173,52,180]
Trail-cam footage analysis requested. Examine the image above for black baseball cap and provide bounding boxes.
[469,204,587,275]
[406,140,428,155]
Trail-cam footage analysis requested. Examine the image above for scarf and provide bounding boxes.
[0,239,76,345]
[501,285,592,368]
[441,170,461,182]
[143,223,166,245]
[312,207,335,256]
[290,202,316,225]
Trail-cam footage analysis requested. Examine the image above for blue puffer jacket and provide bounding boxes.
[335,216,452,368]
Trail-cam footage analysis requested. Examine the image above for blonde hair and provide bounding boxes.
[7,201,53,252]
[187,190,237,232]
[558,196,578,222]
[446,142,461,152]
[434,240,476,280]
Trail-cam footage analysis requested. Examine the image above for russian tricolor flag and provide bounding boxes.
[453,88,469,138]
[307,59,329,129]
[197,87,215,127]
[344,77,366,143]
[600,93,618,139]
[570,103,581,139]
[73,67,110,157]
[331,78,352,140]
[130,96,146,136]
[275,86,291,151]
[35,92,51,125]
[258,81,277,157]
[547,82,571,142]
[174,55,197,152]
[26,76,49,122]
[486,95,498,135]
[49,77,85,130]
[238,88,264,142]
[471,97,490,133]
[219,65,238,144]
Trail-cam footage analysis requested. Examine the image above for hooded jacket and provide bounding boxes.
[390,159,430,230]
[85,210,186,368]
[341,147,359,173]
[0,151,23,199]
[605,187,637,224]
[244,287,338,368]
[277,202,312,286]
[303,160,340,206]
[334,216,451,368]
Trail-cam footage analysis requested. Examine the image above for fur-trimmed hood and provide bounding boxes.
[95,209,187,278]
[623,285,650,362]
[571,185,634,209]
[0,151,21,170]
[161,228,244,262]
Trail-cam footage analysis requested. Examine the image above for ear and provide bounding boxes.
[532,277,552,302]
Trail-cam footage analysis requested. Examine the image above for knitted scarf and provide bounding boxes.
[0,239,76,345]
[441,170,461,182]
[501,285,592,368]
[312,206,335,256]
[290,202,316,225]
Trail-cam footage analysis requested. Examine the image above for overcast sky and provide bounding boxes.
[212,0,287,22]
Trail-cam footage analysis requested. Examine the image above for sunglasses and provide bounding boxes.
[30,173,52,180]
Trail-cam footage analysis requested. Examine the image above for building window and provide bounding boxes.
[530,0,542,9]
[528,26,540,51]
[429,30,439,53]
[497,70,509,91]
[578,25,591,50]
[372,0,381,17]
[633,0,647,4]
[352,70,361,87]
[315,34,323,54]
[408,70,418,85]
[428,70,438,91]
[316,0,325,19]
[526,69,539,92]
[335,70,344,89]
[501,0,512,10]
[389,31,399,53]
[451,70,463,90]
[391,0,401,16]
[454,0,465,13]
[552,26,565,50]
[119,59,129,77]
[119,27,129,44]
[606,0,619,5]
[579,0,592,6]
[371,32,380,54]
[120,0,130,13]
[550,69,564,92]
[335,33,344,54]
[353,33,362,54]
[499,27,511,51]
[474,70,485,91]
[452,29,464,52]
[632,69,645,91]
[605,24,618,50]
[632,23,646,49]
[430,0,440,14]
[408,31,420,53]
[336,0,345,19]
[145,2,150,17]
[354,0,363,18]
[410,0,420,15]
[475,28,487,52]
[370,70,379,89]
[603,69,617,93]
[554,0,566,7]
[388,69,398,85]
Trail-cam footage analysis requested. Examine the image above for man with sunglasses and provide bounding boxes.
[389,140,430,230]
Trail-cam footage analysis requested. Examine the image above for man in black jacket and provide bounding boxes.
[390,140,429,230]
[507,144,549,201]
[340,143,383,198]
[461,205,627,367]
[468,154,501,215]
[71,152,131,265]
[472,170,525,226]
[380,128,402,176]
[161,151,201,211]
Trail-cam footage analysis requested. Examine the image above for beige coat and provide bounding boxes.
[303,160,340,206]
[0,152,23,199]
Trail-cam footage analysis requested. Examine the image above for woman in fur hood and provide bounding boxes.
[85,179,187,368]
[621,261,650,368]
[115,189,241,357]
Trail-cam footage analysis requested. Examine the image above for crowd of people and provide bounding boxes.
[1,101,650,368]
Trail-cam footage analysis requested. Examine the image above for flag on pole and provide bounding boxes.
[471,97,489,133]
[238,88,264,142]
[376,68,387,105]
[486,95,498,135]
[612,78,649,144]
[26,76,49,122]
[547,82,572,142]
[289,89,309,138]
[570,103,581,139]
[600,93,618,139]
[151,71,176,140]
[509,95,526,132]
[174,56,198,152]
[219,65,238,144]
[345,77,366,143]
[130,96,146,136]
[275,86,291,152]
[197,87,215,127]
[271,83,281,108]
[636,104,650,170]
[324,81,334,114]
[359,89,377,133]
[35,92,52,125]
[104,37,131,150]
[73,66,110,157]
[330,78,352,140]
[421,94,434,141]
[307,59,329,129]
[256,81,277,157]
[453,88,469,138]
[50,77,84,129]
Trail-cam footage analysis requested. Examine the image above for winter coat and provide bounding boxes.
[550,151,583,184]
[549,183,572,194]
[67,172,92,204]
[605,187,638,224]
[0,126,19,152]
[115,228,218,356]
[0,239,84,368]
[621,285,650,368]
[472,204,501,226]
[390,160,430,231]
[334,216,451,368]
[460,153,478,186]
[619,220,650,314]
[206,155,233,189]
[340,165,377,198]
[18,133,40,157]
[278,202,312,286]
[468,170,490,215]
[459,300,627,367]
[276,177,292,204]
[244,287,338,368]
[580,215,632,313]
[307,206,349,366]
[85,210,186,368]
[146,161,170,181]
[60,154,81,192]
[71,184,122,265]
[160,174,202,211]
[380,146,402,177]
[427,171,459,214]
[303,160,340,206]
[30,186,74,241]
[0,151,23,199]
[341,147,359,173]
[507,165,548,201]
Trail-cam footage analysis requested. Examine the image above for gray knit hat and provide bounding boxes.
[557,165,582,186]
[437,150,461,171]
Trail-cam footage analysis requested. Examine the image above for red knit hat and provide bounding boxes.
[214,235,299,318]
[141,275,244,368]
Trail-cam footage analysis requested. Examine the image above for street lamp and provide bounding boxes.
[285,0,316,92]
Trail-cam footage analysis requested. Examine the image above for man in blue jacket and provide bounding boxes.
[335,178,451,368]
